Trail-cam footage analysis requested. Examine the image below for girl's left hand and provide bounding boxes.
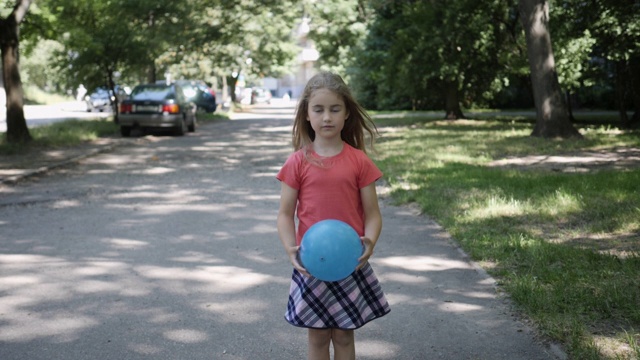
[357,236,374,270]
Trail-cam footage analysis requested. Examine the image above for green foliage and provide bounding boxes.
[31,0,301,93]
[13,0,638,114]
[350,0,519,111]
[20,39,66,91]
[306,0,371,75]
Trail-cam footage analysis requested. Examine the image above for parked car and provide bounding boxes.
[85,88,113,112]
[85,86,131,112]
[238,87,272,105]
[163,80,217,113]
[251,87,272,105]
[118,83,197,137]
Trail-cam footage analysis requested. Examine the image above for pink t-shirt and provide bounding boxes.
[276,143,382,245]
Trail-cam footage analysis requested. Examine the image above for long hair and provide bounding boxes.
[292,71,378,153]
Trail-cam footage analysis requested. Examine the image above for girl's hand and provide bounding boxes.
[357,236,375,270]
[287,245,310,276]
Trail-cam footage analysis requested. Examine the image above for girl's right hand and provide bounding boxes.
[287,245,310,276]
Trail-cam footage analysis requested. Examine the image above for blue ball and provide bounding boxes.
[300,219,363,282]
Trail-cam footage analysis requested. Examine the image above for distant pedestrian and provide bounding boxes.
[276,71,390,360]
[76,84,87,101]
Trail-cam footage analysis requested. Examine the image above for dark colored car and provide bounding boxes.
[118,83,197,137]
[174,80,217,113]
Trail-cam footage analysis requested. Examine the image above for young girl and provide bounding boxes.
[276,71,390,360]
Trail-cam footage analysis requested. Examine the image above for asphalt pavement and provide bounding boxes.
[0,100,565,359]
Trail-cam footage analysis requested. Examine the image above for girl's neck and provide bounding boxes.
[312,138,344,157]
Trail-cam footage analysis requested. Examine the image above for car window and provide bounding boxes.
[131,85,175,101]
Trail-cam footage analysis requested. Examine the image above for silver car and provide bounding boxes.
[118,83,197,137]
[85,88,113,112]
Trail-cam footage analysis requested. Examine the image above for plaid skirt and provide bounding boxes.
[285,262,390,330]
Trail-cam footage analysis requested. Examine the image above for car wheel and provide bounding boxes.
[120,126,132,137]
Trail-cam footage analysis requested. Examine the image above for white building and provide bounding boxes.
[265,17,318,99]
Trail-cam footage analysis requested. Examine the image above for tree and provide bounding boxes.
[46,0,300,106]
[175,0,299,102]
[305,0,372,75]
[582,0,640,128]
[549,0,640,128]
[0,0,32,143]
[350,0,516,118]
[518,0,582,138]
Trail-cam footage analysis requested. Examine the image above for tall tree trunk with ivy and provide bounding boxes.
[0,0,32,144]
[518,0,582,139]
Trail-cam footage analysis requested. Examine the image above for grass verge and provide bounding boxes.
[0,111,229,155]
[373,113,640,359]
[0,118,120,155]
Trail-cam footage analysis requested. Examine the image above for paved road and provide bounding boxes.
[0,102,563,359]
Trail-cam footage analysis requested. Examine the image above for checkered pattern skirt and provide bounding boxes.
[285,262,390,329]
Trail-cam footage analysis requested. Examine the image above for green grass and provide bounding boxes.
[373,114,640,359]
[0,119,120,155]
[23,84,75,105]
[0,111,229,155]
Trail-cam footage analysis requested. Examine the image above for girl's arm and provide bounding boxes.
[358,182,382,269]
[277,182,309,275]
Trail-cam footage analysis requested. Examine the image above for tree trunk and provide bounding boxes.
[444,80,464,120]
[0,1,33,144]
[107,69,119,124]
[615,60,630,127]
[518,0,582,138]
[228,72,240,103]
[625,57,640,129]
[566,90,575,122]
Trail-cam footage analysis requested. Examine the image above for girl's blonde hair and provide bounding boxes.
[292,71,378,153]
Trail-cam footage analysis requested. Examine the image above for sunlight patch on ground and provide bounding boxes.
[140,167,175,175]
[378,256,471,272]
[593,334,639,360]
[200,299,268,324]
[438,301,484,313]
[0,312,99,342]
[356,339,401,358]
[134,265,271,294]
[163,329,208,343]
[381,272,429,284]
[169,251,225,264]
[103,238,149,249]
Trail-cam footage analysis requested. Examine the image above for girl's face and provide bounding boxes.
[306,88,349,142]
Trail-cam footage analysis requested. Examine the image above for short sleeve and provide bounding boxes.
[355,150,382,189]
[276,151,303,190]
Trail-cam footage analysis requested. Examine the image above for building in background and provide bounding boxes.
[264,17,318,99]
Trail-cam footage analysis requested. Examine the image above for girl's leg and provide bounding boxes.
[308,328,331,360]
[331,329,355,360]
